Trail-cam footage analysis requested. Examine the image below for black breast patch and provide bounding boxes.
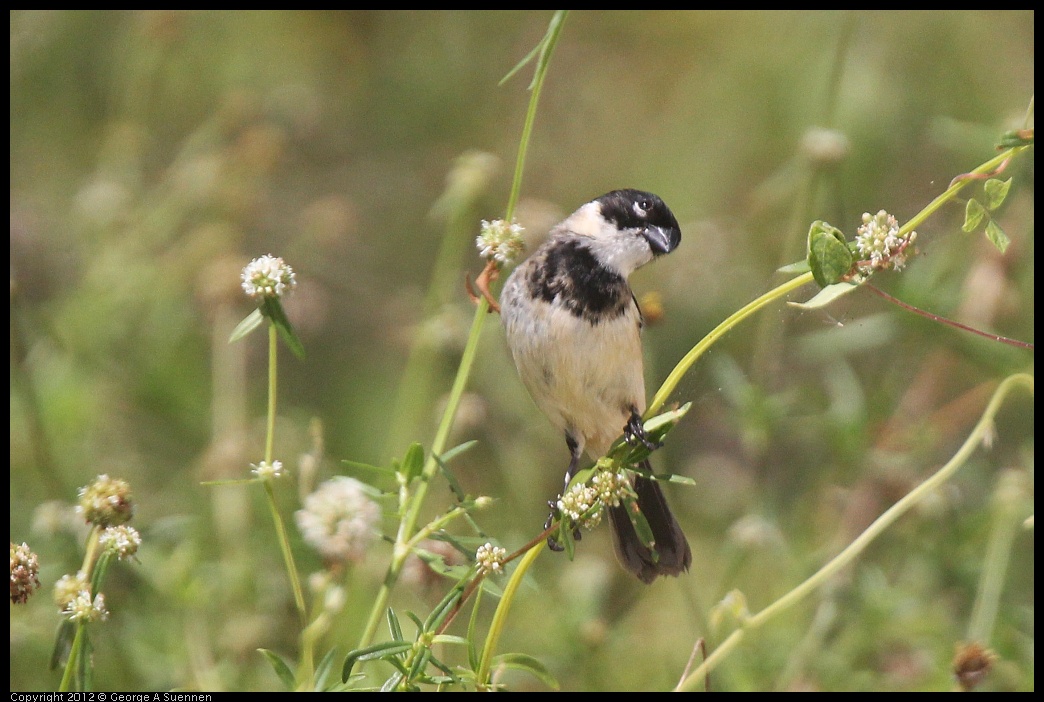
[526,239,631,324]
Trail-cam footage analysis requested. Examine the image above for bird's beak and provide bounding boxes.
[644,225,681,256]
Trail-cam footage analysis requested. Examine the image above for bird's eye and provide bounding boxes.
[634,199,651,215]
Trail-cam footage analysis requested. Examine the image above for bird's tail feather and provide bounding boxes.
[608,467,691,584]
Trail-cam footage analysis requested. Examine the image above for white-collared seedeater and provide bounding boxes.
[499,189,691,583]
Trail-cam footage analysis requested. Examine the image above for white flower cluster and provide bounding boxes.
[475,542,507,575]
[10,542,40,604]
[295,477,381,565]
[476,219,525,267]
[64,590,109,623]
[854,210,917,274]
[99,525,142,560]
[241,254,297,300]
[251,459,285,480]
[54,571,108,622]
[591,469,635,508]
[557,482,599,527]
[76,474,133,527]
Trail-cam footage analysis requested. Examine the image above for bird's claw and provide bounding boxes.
[625,412,663,452]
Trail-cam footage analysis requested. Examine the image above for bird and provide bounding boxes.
[498,188,692,583]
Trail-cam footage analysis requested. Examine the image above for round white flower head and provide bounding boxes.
[557,482,601,529]
[475,542,507,575]
[241,254,297,300]
[54,571,90,609]
[295,476,381,565]
[99,525,142,560]
[63,590,109,623]
[591,468,635,509]
[10,542,41,604]
[855,210,917,274]
[476,219,525,267]
[251,459,285,480]
[77,474,134,527]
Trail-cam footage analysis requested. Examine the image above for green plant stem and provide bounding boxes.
[265,324,277,463]
[967,507,1019,645]
[355,12,567,651]
[356,299,491,649]
[648,271,815,417]
[81,527,101,581]
[675,372,1034,691]
[967,470,1030,644]
[503,10,567,220]
[261,322,306,625]
[476,540,546,689]
[58,526,104,691]
[902,146,1027,237]
[58,622,88,692]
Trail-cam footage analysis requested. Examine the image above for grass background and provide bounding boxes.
[10,10,1034,691]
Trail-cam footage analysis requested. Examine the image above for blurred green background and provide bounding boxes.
[10,10,1034,691]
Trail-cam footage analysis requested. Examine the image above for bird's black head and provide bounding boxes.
[595,189,682,256]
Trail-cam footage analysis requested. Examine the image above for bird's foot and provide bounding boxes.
[624,411,663,452]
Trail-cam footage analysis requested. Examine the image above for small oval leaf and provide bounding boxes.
[228,308,265,344]
[983,177,1012,211]
[491,652,561,690]
[787,281,859,310]
[963,198,987,232]
[341,641,414,682]
[807,220,853,287]
[258,648,296,690]
[400,442,425,483]
[985,219,1010,254]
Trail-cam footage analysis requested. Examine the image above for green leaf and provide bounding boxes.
[983,177,1013,211]
[342,641,414,682]
[644,402,692,437]
[777,259,811,274]
[491,652,561,690]
[962,198,987,232]
[560,517,576,561]
[613,403,693,464]
[423,578,468,632]
[341,458,398,481]
[78,629,93,691]
[478,574,505,599]
[438,440,478,465]
[49,620,76,670]
[985,219,1011,254]
[90,551,113,595]
[380,672,406,691]
[258,648,296,690]
[787,281,860,310]
[228,308,264,344]
[807,220,853,287]
[399,442,425,483]
[407,646,432,683]
[315,648,339,691]
[261,297,305,359]
[404,610,425,632]
[651,471,698,486]
[432,453,467,502]
[386,608,404,642]
[499,10,568,89]
[467,582,483,671]
[431,634,471,647]
[997,129,1033,148]
[423,655,459,681]
[622,493,656,554]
